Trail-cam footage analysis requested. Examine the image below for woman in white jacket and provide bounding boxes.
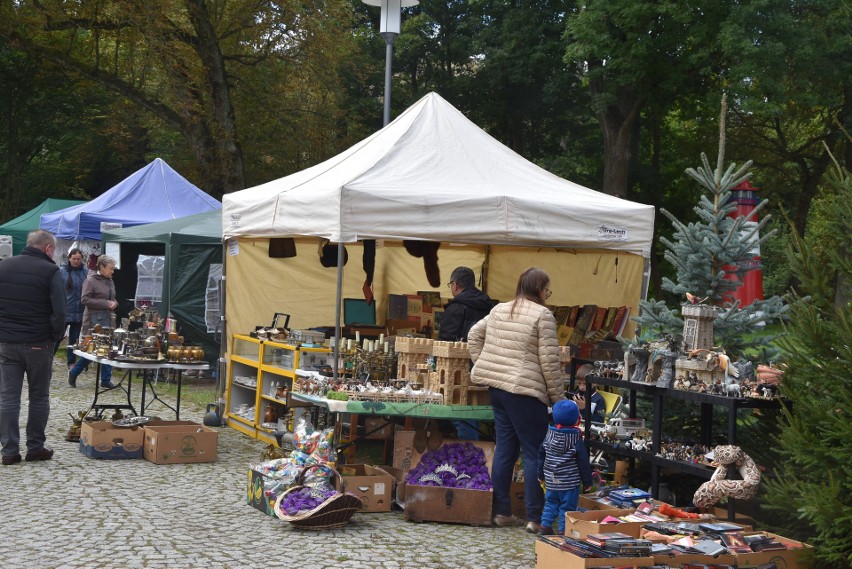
[468,267,564,533]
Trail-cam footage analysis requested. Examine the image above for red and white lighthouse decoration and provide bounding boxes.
[726,179,764,307]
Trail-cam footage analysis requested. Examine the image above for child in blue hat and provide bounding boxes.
[537,399,593,535]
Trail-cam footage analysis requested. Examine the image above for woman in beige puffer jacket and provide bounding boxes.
[468,267,565,533]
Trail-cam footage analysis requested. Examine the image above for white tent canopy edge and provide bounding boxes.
[223,92,654,258]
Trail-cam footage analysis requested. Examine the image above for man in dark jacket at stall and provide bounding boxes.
[439,266,494,440]
[0,229,66,465]
[439,266,494,343]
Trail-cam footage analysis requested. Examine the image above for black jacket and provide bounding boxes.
[438,287,494,341]
[0,246,66,343]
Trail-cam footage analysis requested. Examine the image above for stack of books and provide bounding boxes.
[554,537,615,558]
[584,531,633,548]
[607,487,652,509]
[744,534,789,552]
[601,538,653,556]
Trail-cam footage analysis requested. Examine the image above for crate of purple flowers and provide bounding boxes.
[402,440,495,526]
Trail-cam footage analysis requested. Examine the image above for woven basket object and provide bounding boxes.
[273,464,361,530]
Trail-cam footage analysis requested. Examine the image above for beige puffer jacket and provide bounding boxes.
[468,298,564,407]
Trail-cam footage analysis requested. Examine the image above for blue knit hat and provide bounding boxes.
[553,399,580,426]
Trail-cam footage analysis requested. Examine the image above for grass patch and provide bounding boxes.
[149,377,220,410]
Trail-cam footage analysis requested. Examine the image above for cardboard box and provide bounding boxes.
[143,422,218,464]
[339,464,395,512]
[79,421,145,459]
[652,551,736,567]
[363,416,394,439]
[535,536,654,569]
[564,509,645,540]
[733,532,814,568]
[378,465,406,506]
[510,480,527,519]
[394,431,496,526]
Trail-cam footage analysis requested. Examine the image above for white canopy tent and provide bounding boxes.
[224,93,653,255]
[222,92,655,344]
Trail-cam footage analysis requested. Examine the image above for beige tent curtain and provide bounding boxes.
[225,238,642,341]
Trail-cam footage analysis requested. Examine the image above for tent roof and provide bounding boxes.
[40,158,220,241]
[223,92,655,257]
[0,198,86,255]
[102,209,222,245]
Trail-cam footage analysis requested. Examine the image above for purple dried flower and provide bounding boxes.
[280,486,338,516]
[405,442,492,490]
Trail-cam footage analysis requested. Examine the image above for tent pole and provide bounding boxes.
[217,243,228,397]
[332,241,344,382]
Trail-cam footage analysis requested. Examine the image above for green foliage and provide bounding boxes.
[759,217,794,298]
[635,128,788,357]
[761,162,852,568]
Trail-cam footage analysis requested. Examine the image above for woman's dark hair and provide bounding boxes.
[511,267,549,316]
[66,248,83,290]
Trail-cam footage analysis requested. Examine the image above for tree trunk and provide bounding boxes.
[793,150,831,236]
[591,78,644,198]
[184,0,244,198]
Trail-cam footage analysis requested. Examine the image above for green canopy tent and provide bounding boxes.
[102,209,222,365]
[0,198,86,255]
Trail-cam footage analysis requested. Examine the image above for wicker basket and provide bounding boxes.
[273,464,362,530]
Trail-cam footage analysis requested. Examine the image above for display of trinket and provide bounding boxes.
[657,440,713,464]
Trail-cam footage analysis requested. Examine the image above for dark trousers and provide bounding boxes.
[54,321,82,364]
[0,342,53,457]
[488,387,548,523]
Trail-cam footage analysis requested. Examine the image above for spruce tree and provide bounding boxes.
[761,158,852,568]
[634,95,787,357]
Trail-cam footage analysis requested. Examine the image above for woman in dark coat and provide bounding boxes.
[54,248,87,369]
[68,255,118,389]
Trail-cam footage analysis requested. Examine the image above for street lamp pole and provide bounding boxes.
[362,0,419,127]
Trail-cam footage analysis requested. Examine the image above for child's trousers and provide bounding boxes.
[540,486,580,532]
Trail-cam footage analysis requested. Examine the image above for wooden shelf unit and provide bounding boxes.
[225,334,331,444]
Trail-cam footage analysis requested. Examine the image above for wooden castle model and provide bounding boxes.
[394,336,434,382]
[428,341,472,405]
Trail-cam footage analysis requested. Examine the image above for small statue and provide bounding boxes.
[260,443,286,462]
[628,345,650,383]
[656,348,678,388]
[65,410,88,442]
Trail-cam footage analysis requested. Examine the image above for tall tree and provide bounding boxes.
[0,0,357,199]
[718,0,851,237]
[564,1,731,198]
[761,158,851,568]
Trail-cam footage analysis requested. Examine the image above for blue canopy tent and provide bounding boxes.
[40,158,220,323]
[40,158,220,240]
[0,198,86,255]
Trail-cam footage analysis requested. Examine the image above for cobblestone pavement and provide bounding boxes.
[0,358,537,569]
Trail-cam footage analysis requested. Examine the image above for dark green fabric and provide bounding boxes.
[0,199,86,254]
[102,210,222,364]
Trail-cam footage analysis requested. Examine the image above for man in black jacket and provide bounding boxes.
[438,266,494,440]
[438,266,494,342]
[0,229,66,465]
